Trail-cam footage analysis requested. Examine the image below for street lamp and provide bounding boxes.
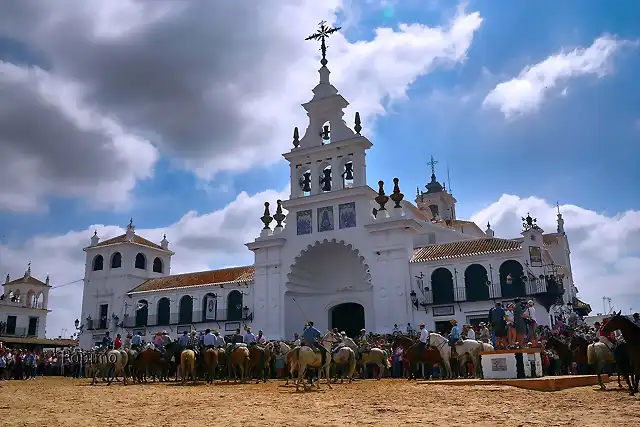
[410,290,418,309]
[74,318,79,329]
[242,306,253,322]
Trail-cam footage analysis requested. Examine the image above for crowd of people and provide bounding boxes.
[0,347,73,380]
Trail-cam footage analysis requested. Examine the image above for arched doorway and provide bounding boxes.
[135,299,148,327]
[157,297,170,325]
[179,295,193,324]
[431,268,454,305]
[464,264,489,301]
[285,240,372,339]
[227,290,243,321]
[499,260,525,299]
[330,303,365,339]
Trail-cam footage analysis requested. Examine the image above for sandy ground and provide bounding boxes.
[0,377,637,427]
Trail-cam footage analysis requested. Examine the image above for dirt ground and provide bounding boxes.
[0,377,637,427]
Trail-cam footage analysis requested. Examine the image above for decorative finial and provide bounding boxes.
[354,112,362,134]
[556,201,561,215]
[274,200,286,228]
[427,155,438,177]
[46,274,50,286]
[390,177,404,208]
[293,127,300,148]
[416,186,420,196]
[5,274,9,284]
[27,261,31,276]
[305,21,341,66]
[93,230,97,236]
[522,213,539,231]
[375,180,389,211]
[128,217,134,230]
[487,221,491,229]
[261,202,273,230]
[163,233,167,239]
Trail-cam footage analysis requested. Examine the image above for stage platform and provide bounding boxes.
[421,375,609,392]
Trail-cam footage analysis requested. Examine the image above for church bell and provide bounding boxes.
[343,162,354,180]
[299,171,312,192]
[320,125,330,141]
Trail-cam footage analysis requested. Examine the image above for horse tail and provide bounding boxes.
[587,343,596,367]
[383,351,391,369]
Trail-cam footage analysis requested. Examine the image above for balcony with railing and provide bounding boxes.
[122,309,243,328]
[453,287,466,302]
[0,326,27,337]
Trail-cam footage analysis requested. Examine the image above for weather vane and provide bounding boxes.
[305,21,341,66]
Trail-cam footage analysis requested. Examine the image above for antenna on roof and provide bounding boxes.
[446,164,452,195]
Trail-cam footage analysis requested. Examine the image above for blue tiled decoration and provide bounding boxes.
[339,202,356,229]
[317,206,334,232]
[296,210,312,235]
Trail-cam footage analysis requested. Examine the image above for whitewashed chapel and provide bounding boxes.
[78,24,586,348]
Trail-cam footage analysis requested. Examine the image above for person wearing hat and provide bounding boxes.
[256,329,266,345]
[186,330,200,358]
[358,328,368,346]
[448,319,461,347]
[477,323,490,343]
[213,330,226,348]
[131,331,143,350]
[513,298,526,347]
[244,327,257,345]
[524,300,538,346]
[154,331,165,352]
[417,322,429,351]
[228,328,243,353]
[302,321,328,367]
[464,324,476,341]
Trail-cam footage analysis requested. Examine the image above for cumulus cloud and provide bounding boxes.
[483,36,630,118]
[3,191,639,336]
[0,0,482,211]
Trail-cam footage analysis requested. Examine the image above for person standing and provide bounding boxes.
[203,329,216,349]
[488,302,506,349]
[244,327,257,345]
[524,300,538,346]
[513,298,526,347]
[113,333,122,350]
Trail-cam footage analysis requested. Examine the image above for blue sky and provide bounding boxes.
[1,0,638,241]
[1,1,639,334]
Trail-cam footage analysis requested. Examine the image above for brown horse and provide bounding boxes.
[138,348,163,381]
[202,348,219,384]
[227,346,251,383]
[602,311,640,395]
[248,345,267,384]
[392,334,444,379]
[569,335,590,374]
[180,349,197,385]
[545,335,574,374]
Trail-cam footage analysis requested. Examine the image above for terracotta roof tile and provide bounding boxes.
[94,234,165,251]
[411,238,522,263]
[128,266,255,293]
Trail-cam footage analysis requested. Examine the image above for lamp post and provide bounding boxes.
[410,290,418,309]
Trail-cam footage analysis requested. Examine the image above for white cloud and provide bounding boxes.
[0,1,482,211]
[3,191,639,337]
[483,35,629,118]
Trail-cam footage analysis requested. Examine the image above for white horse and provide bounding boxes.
[289,332,335,391]
[339,335,389,379]
[428,333,483,379]
[319,332,356,382]
[89,348,129,385]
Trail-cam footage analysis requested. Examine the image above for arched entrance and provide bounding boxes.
[330,303,365,339]
[285,239,372,338]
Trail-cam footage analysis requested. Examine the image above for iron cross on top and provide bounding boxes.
[305,21,341,66]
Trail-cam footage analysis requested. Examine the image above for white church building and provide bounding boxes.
[77,28,583,349]
[1,265,51,339]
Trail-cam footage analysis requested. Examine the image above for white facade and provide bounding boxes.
[77,54,581,349]
[0,266,51,339]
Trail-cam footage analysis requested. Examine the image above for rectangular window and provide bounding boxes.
[99,304,108,329]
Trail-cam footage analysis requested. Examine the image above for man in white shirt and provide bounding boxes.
[525,300,538,346]
[244,327,257,345]
[213,331,225,348]
[203,328,216,349]
[465,325,476,340]
[418,322,429,350]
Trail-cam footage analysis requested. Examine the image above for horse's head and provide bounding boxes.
[391,334,412,349]
[602,310,631,334]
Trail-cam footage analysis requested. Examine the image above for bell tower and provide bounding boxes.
[415,155,457,220]
[284,21,372,199]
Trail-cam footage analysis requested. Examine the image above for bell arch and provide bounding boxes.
[499,259,526,299]
[284,239,372,338]
[92,255,104,271]
[431,267,454,305]
[152,257,163,273]
[464,264,490,302]
[135,253,147,270]
[135,299,148,327]
[110,252,122,269]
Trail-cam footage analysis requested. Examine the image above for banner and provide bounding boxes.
[205,296,217,320]
[529,246,542,267]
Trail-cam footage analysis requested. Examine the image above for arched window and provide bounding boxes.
[135,299,148,327]
[499,260,526,299]
[152,257,163,273]
[157,297,170,325]
[342,160,354,188]
[36,292,43,309]
[135,253,146,270]
[179,295,193,324]
[26,290,35,308]
[202,293,218,322]
[92,255,104,271]
[431,268,454,305]
[227,290,243,321]
[110,252,122,269]
[464,264,490,302]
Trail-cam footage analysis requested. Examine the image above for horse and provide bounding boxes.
[569,335,590,374]
[290,339,332,391]
[248,344,268,383]
[180,349,197,385]
[319,332,355,382]
[457,342,494,379]
[202,348,219,384]
[89,348,128,385]
[426,333,483,379]
[545,335,574,374]
[602,311,640,395]
[227,343,251,383]
[392,334,444,379]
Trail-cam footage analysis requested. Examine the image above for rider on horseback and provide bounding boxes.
[229,328,243,353]
[302,321,328,367]
[244,327,257,346]
[417,322,429,351]
[101,332,113,350]
[203,328,216,349]
[185,331,200,358]
[448,320,461,347]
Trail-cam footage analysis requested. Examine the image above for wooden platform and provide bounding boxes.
[421,375,609,392]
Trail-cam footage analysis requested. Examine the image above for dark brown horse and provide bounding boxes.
[392,334,444,379]
[202,348,219,384]
[569,335,590,374]
[248,345,268,384]
[602,311,640,395]
[545,336,573,375]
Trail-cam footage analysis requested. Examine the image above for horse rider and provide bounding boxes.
[596,320,616,350]
[330,328,342,352]
[123,333,132,349]
[203,328,216,349]
[244,327,257,346]
[185,331,200,358]
[154,331,166,353]
[131,332,142,350]
[178,331,189,348]
[449,320,461,347]
[302,321,328,367]
[162,330,173,348]
[213,330,226,348]
[255,330,265,345]
[477,323,490,343]
[292,333,301,346]
[229,328,243,354]
[101,331,113,350]
[417,322,429,351]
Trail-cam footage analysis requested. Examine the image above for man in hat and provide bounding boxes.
[244,327,257,345]
[229,328,243,353]
[203,328,216,349]
[186,330,200,358]
[448,320,461,347]
[477,322,490,343]
[417,322,429,351]
[302,321,328,367]
[213,330,226,348]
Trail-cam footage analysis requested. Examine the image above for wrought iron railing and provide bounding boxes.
[453,287,466,302]
[122,309,243,328]
[0,327,27,337]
